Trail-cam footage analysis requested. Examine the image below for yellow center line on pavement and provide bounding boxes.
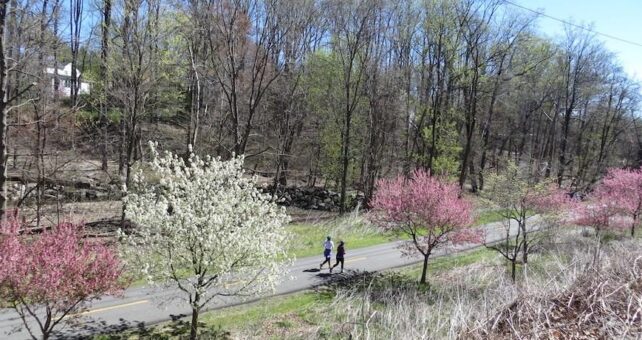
[224,279,246,289]
[69,299,149,317]
[345,256,367,264]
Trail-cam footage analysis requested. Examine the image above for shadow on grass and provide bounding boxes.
[315,270,433,304]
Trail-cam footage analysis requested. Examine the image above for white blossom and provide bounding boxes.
[120,142,291,313]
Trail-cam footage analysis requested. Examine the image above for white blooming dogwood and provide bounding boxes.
[121,143,290,337]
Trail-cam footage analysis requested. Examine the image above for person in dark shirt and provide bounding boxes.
[331,241,345,273]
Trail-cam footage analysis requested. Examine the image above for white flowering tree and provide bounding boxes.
[121,143,290,340]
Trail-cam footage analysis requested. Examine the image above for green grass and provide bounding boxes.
[474,209,510,226]
[400,248,497,279]
[287,215,393,258]
[201,291,332,330]
[473,209,537,226]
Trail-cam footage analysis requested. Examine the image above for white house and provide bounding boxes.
[45,63,91,97]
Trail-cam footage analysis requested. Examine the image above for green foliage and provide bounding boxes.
[482,161,527,212]
[304,51,367,188]
[76,108,122,125]
[482,160,556,218]
[417,109,462,177]
[305,52,342,186]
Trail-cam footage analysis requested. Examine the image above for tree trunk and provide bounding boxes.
[189,306,199,340]
[520,219,528,264]
[189,288,201,340]
[69,0,82,106]
[420,254,429,285]
[339,105,352,214]
[510,260,516,282]
[0,0,8,222]
[99,0,111,171]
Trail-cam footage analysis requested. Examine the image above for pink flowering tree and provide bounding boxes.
[482,162,570,281]
[370,170,480,285]
[570,191,629,265]
[0,219,126,340]
[593,167,642,237]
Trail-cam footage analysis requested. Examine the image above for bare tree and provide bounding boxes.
[556,28,595,187]
[0,0,9,220]
[99,0,111,171]
[207,0,289,157]
[329,0,374,213]
[269,0,322,191]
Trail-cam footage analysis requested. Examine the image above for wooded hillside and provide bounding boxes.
[0,0,640,220]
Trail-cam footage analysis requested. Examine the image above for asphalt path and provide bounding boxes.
[0,217,538,339]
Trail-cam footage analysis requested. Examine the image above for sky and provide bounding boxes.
[510,0,642,81]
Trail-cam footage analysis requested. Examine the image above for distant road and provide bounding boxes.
[0,217,536,339]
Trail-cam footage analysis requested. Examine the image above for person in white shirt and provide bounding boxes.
[319,236,334,270]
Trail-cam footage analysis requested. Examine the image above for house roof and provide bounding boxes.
[45,63,81,78]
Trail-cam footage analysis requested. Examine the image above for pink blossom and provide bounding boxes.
[0,217,126,339]
[370,170,475,237]
[593,167,642,236]
[525,184,572,214]
[369,169,480,283]
[569,193,629,233]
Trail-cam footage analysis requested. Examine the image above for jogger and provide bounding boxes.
[331,241,345,273]
[320,236,334,270]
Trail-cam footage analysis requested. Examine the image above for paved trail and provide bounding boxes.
[0,217,536,339]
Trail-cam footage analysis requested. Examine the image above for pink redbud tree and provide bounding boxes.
[593,167,642,237]
[570,191,629,265]
[0,219,126,340]
[370,170,480,285]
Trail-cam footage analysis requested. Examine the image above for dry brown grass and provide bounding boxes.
[469,241,642,339]
[306,230,642,340]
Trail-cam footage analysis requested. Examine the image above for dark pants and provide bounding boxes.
[332,257,344,271]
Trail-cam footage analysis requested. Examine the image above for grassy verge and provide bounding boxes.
[200,291,333,332]
[473,208,537,226]
[474,209,508,225]
[399,247,497,279]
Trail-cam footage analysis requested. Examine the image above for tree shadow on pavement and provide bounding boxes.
[53,318,150,339]
[62,317,230,339]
